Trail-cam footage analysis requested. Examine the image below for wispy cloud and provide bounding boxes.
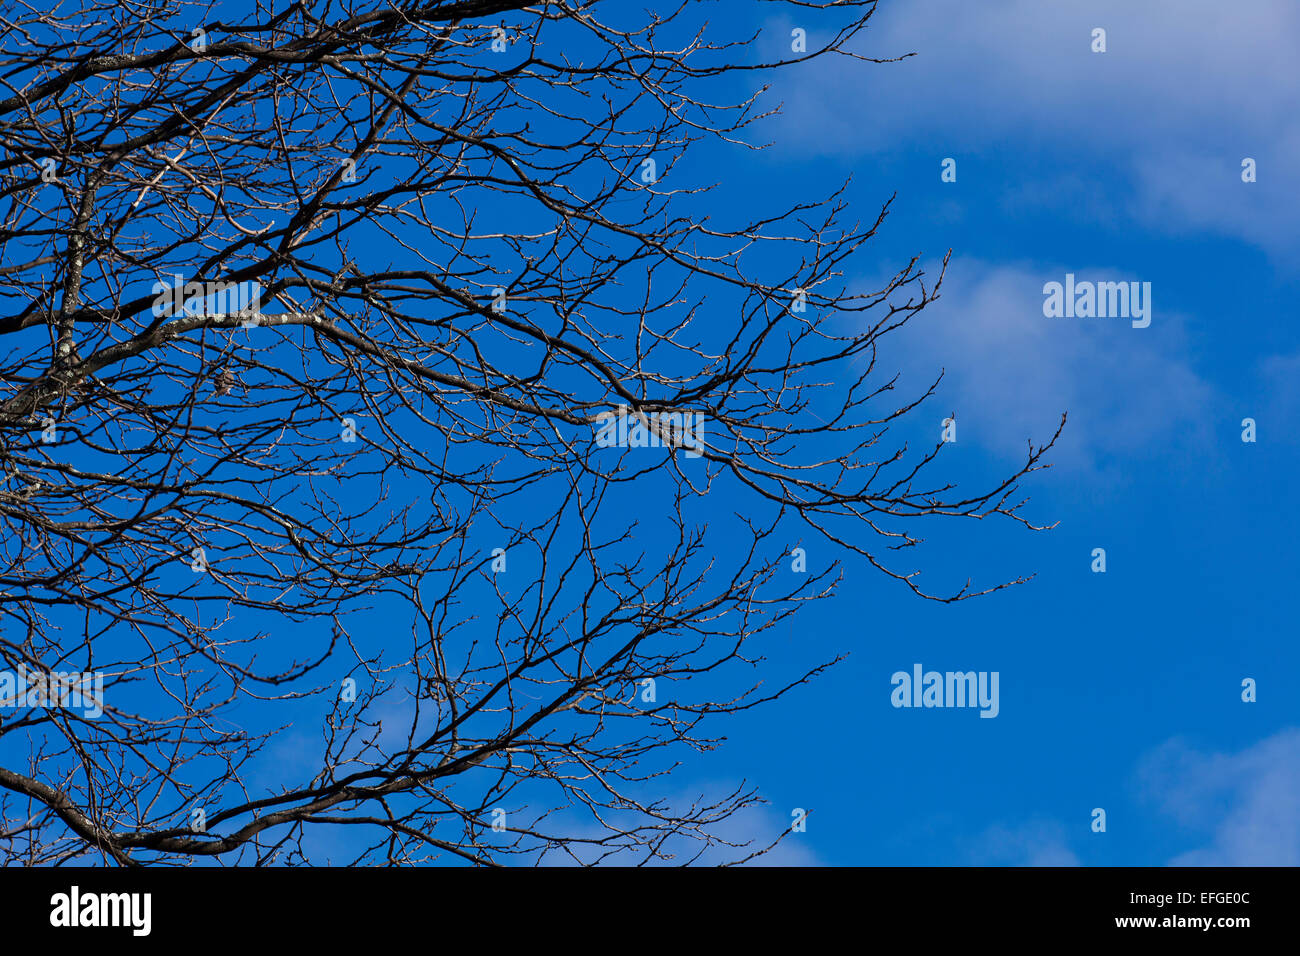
[1139,728,1300,866]
[861,258,1216,474]
[766,0,1300,257]
[528,782,824,866]
[964,819,1081,867]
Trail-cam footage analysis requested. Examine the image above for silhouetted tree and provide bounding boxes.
[0,0,1060,864]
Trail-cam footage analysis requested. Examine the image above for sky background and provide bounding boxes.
[650,0,1300,866]
[10,0,1296,867]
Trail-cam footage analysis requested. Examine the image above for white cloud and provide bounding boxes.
[965,819,1080,866]
[864,258,1216,474]
[767,0,1300,256]
[1139,728,1300,866]
[1258,350,1300,444]
[533,783,824,866]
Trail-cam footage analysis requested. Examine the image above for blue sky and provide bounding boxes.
[643,0,1300,865]
[7,0,1297,867]
[161,0,1300,866]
